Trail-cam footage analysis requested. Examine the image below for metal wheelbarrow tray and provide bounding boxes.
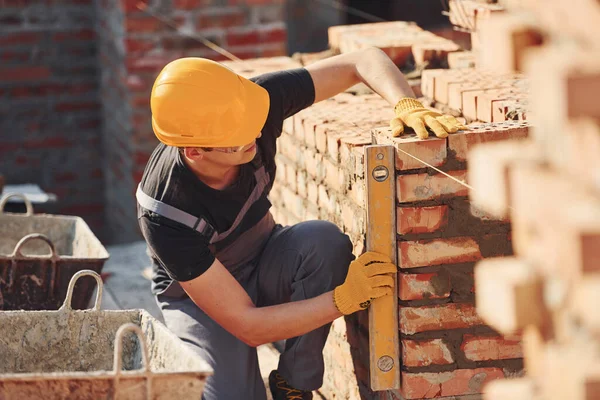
[0,271,213,399]
[0,194,109,310]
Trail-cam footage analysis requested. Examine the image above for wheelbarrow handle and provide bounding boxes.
[113,323,152,399]
[59,269,103,311]
[0,193,34,215]
[11,233,58,261]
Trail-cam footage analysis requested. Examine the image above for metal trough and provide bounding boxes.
[0,270,212,399]
[0,193,109,310]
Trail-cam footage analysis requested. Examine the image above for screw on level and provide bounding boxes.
[376,153,384,160]
[377,355,394,372]
[372,165,389,182]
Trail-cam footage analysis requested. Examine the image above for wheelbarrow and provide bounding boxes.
[0,193,109,310]
[0,270,213,399]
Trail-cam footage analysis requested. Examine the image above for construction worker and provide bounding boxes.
[137,47,466,400]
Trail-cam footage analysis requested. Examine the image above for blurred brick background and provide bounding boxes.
[0,0,452,243]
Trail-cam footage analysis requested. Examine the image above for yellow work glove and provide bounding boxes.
[333,251,396,315]
[390,98,467,139]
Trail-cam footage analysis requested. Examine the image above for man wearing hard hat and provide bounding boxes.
[137,48,465,399]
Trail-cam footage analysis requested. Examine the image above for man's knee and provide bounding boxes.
[293,220,354,283]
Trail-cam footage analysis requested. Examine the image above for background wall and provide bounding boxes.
[0,0,104,232]
[0,0,455,244]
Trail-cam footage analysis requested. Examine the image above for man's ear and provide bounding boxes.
[183,147,204,161]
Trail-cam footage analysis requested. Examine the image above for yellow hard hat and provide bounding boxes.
[150,57,270,148]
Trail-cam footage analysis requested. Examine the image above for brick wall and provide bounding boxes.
[0,0,104,233]
[97,0,288,243]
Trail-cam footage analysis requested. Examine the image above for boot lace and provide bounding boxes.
[275,373,306,400]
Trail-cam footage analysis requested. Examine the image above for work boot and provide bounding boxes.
[269,370,313,400]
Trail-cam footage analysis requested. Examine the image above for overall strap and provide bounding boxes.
[136,185,218,243]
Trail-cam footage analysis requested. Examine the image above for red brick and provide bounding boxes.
[125,38,156,53]
[262,26,286,43]
[129,93,150,108]
[0,32,42,46]
[399,272,451,301]
[126,17,163,33]
[173,0,215,9]
[397,205,449,235]
[396,170,469,203]
[228,0,283,4]
[198,8,247,29]
[52,29,95,42]
[400,303,485,335]
[461,335,523,361]
[1,50,30,63]
[121,0,143,12]
[402,339,454,367]
[226,28,260,46]
[448,122,530,162]
[226,25,286,46]
[0,66,50,81]
[399,237,482,269]
[401,368,505,399]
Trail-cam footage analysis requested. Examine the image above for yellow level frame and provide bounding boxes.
[365,144,400,390]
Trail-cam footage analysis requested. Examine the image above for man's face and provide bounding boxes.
[200,139,258,166]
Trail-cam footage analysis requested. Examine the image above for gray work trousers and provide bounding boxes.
[155,220,355,400]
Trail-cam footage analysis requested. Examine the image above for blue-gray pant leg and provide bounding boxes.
[156,295,267,400]
[255,220,355,391]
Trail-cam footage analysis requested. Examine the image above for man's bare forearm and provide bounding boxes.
[354,47,416,105]
[241,291,343,347]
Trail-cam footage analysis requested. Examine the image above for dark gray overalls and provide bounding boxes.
[136,150,355,399]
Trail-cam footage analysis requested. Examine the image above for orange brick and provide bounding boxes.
[565,119,600,189]
[397,205,449,235]
[396,171,468,203]
[303,148,323,181]
[567,70,600,120]
[327,128,362,163]
[461,85,516,120]
[400,304,485,335]
[402,339,454,367]
[476,88,526,122]
[447,51,476,69]
[421,69,446,99]
[411,40,460,66]
[399,272,451,301]
[478,14,544,74]
[401,368,504,399]
[323,158,347,192]
[434,69,477,104]
[307,179,318,205]
[448,121,530,162]
[328,21,421,50]
[339,135,370,168]
[399,237,482,269]
[341,202,364,236]
[373,128,447,171]
[296,170,307,198]
[461,335,523,361]
[317,184,337,215]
